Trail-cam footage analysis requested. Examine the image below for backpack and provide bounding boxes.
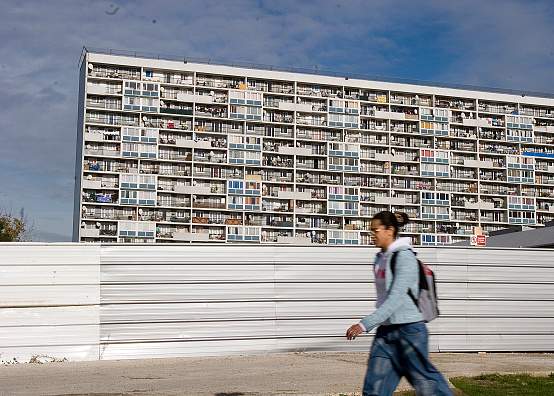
[391,249,439,322]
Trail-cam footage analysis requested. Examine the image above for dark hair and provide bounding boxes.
[372,211,410,237]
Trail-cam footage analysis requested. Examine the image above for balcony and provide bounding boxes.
[87,84,122,96]
[276,102,312,112]
[277,146,312,156]
[80,228,100,238]
[84,131,120,143]
[196,106,227,118]
[84,148,120,157]
[276,236,312,245]
[535,125,554,133]
[373,196,406,205]
[85,116,139,127]
[86,99,121,110]
[172,139,213,149]
[464,201,495,210]
[172,231,210,242]
[160,107,193,116]
[82,179,103,189]
[193,202,226,209]
[464,160,495,169]
[277,191,311,200]
[176,92,222,104]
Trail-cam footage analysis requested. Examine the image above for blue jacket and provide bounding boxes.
[359,237,423,332]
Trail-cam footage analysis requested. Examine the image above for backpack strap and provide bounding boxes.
[390,250,419,309]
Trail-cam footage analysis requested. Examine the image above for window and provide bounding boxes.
[422,234,436,245]
[435,164,449,177]
[421,163,434,176]
[245,151,261,162]
[345,114,358,126]
[229,196,243,206]
[246,106,262,119]
[420,108,432,117]
[120,174,138,188]
[344,157,358,168]
[121,190,137,205]
[139,175,156,189]
[329,157,342,168]
[328,113,344,125]
[138,143,157,158]
[143,98,156,107]
[228,180,243,190]
[229,150,245,159]
[230,105,247,118]
[138,191,156,205]
[245,227,259,237]
[434,109,449,118]
[436,206,450,219]
[230,90,246,104]
[435,151,449,162]
[421,121,433,130]
[122,142,139,157]
[124,96,140,110]
[422,206,435,219]
[125,81,139,90]
[143,83,158,92]
[122,190,137,199]
[421,149,433,159]
[345,202,358,211]
[246,92,262,105]
[145,70,153,78]
[122,127,141,141]
[436,193,450,204]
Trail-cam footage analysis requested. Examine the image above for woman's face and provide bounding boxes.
[370,219,395,249]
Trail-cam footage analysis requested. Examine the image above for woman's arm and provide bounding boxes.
[358,250,418,332]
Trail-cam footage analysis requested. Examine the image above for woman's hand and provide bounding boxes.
[346,324,364,340]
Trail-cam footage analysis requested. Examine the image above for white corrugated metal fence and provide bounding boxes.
[1,244,553,362]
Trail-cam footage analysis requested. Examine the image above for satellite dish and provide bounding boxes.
[160,86,165,92]
[138,208,143,215]
[96,222,101,228]
[160,100,164,106]
[142,116,148,121]
[88,63,93,70]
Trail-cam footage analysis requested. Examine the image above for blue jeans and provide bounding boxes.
[363,322,452,396]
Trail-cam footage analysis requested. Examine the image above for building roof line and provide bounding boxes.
[83,46,554,100]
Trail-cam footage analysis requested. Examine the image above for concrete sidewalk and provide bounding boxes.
[1,352,554,395]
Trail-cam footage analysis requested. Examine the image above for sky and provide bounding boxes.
[1,0,554,242]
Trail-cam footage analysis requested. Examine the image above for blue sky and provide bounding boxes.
[1,0,553,241]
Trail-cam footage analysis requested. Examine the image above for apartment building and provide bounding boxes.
[74,48,554,246]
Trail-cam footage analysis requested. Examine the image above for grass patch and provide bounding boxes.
[392,373,554,395]
[450,373,554,396]
[394,389,465,395]
[338,373,554,395]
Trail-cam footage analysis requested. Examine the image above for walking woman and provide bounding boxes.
[345,211,451,396]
